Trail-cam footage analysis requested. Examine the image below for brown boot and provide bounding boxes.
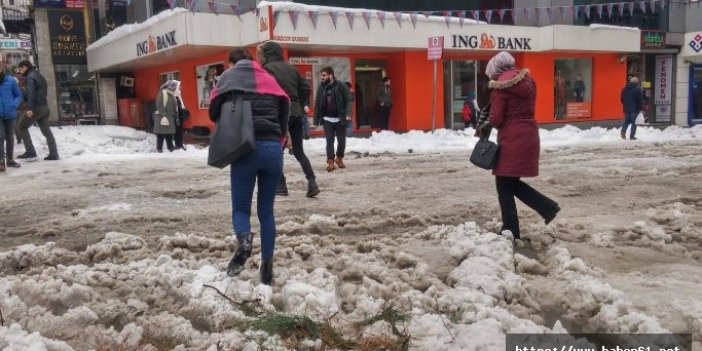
[335,157,346,169]
[326,159,336,172]
[0,158,5,172]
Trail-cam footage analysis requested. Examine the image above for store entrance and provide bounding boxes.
[354,60,386,129]
[442,60,490,130]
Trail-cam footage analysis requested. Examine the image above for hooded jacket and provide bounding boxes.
[488,68,539,178]
[620,82,643,114]
[258,42,310,117]
[0,73,22,119]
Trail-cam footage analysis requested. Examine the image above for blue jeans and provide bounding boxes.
[621,113,637,138]
[230,140,283,260]
[302,117,310,139]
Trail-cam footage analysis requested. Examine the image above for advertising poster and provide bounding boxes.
[195,62,225,109]
[158,71,180,88]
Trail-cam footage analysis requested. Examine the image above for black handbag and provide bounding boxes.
[470,128,499,170]
[207,94,256,168]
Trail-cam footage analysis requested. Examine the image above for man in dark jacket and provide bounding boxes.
[16,61,59,160]
[314,66,353,172]
[377,77,393,130]
[620,76,642,141]
[257,41,319,198]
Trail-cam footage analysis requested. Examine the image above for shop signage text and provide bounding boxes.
[451,34,532,50]
[136,31,177,57]
[273,35,309,43]
[566,102,592,119]
[641,31,665,49]
[288,57,322,65]
[654,54,672,105]
[428,36,443,60]
[48,11,87,64]
[0,39,32,49]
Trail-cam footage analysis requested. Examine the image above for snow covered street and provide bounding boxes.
[0,125,701,350]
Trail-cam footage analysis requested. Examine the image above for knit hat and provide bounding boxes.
[485,51,516,80]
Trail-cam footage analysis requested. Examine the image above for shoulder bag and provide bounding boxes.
[207,94,256,168]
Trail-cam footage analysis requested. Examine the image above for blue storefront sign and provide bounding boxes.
[34,0,66,7]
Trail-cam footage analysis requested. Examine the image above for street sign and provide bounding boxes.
[428,36,444,60]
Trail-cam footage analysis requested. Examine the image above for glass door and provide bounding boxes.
[690,65,702,125]
[443,60,477,130]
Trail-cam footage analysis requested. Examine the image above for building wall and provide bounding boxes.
[33,9,60,122]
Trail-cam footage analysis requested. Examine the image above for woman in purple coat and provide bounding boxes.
[479,51,560,244]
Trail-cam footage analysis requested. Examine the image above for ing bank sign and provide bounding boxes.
[136,31,177,57]
[451,33,533,51]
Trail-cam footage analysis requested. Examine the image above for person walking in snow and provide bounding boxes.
[16,60,59,161]
[620,76,642,141]
[0,63,23,171]
[209,48,290,285]
[257,41,320,198]
[153,80,178,152]
[477,51,560,245]
[313,66,353,172]
[171,80,189,150]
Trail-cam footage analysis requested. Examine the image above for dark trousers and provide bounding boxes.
[323,120,346,160]
[379,106,392,130]
[284,116,315,180]
[156,134,174,151]
[17,106,58,157]
[496,176,557,239]
[0,118,16,159]
[230,141,283,260]
[621,112,637,138]
[174,121,185,148]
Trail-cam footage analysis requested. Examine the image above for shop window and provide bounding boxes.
[195,63,224,109]
[55,64,98,118]
[690,66,702,124]
[554,59,592,120]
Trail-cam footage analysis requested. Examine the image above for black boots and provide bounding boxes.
[16,152,37,159]
[306,178,320,198]
[544,204,561,225]
[276,175,289,196]
[227,232,253,277]
[260,259,273,285]
[5,159,20,168]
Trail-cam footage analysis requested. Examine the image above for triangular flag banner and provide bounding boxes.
[534,7,541,22]
[329,11,339,28]
[573,5,579,20]
[458,11,466,27]
[606,3,614,17]
[377,11,386,28]
[546,7,552,23]
[186,0,193,12]
[308,10,318,29]
[618,3,625,17]
[361,11,372,29]
[345,11,355,30]
[485,10,493,23]
[627,2,635,16]
[523,8,530,23]
[583,5,590,19]
[471,10,479,21]
[409,12,418,29]
[498,9,506,23]
[422,11,433,18]
[166,0,175,10]
[558,6,565,19]
[207,1,217,14]
[596,4,603,18]
[650,0,657,12]
[639,1,647,14]
[230,4,238,14]
[440,11,449,27]
[289,11,300,30]
[512,8,519,22]
[273,11,280,29]
[393,12,402,28]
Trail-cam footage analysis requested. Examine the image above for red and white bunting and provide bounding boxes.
[409,12,418,29]
[308,10,318,29]
[442,11,451,27]
[497,9,506,23]
[583,5,590,19]
[361,11,372,29]
[186,0,194,12]
[458,10,466,27]
[523,8,530,23]
[345,11,355,30]
[329,10,339,29]
[393,11,403,28]
[422,11,432,18]
[166,0,175,10]
[596,4,603,18]
[207,1,217,15]
[485,10,493,23]
[377,11,386,28]
[470,10,479,21]
[289,10,300,30]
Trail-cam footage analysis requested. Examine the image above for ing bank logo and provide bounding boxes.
[689,34,702,53]
[479,33,496,49]
[148,36,157,53]
[260,17,269,32]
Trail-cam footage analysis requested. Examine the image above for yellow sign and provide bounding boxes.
[642,81,652,88]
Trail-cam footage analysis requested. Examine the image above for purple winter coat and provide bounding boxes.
[488,68,539,178]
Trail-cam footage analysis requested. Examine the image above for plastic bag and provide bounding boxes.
[635,112,645,125]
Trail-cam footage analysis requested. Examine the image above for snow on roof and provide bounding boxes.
[87,8,188,51]
[589,23,639,32]
[258,0,484,25]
